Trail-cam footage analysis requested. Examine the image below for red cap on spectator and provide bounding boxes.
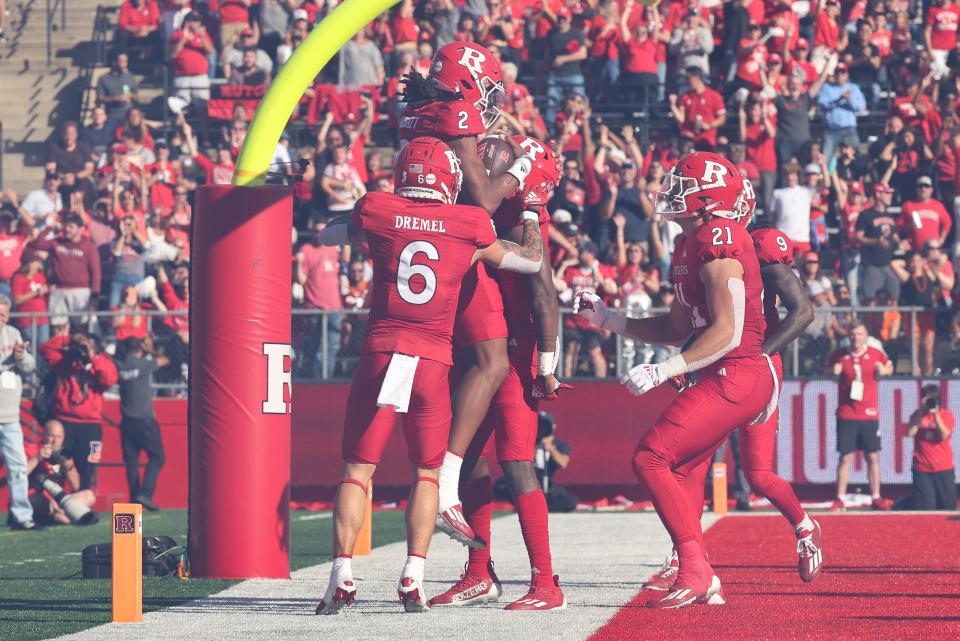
[240,27,254,37]
[849,180,864,194]
[797,38,809,49]
[556,5,573,20]
[835,62,848,72]
[874,182,894,195]
[802,251,820,264]
[768,54,783,65]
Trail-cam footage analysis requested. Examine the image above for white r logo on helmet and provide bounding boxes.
[459,47,486,77]
[519,138,545,159]
[444,150,461,175]
[701,160,728,188]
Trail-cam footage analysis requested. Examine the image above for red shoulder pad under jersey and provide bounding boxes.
[399,101,486,143]
[691,218,751,264]
[751,227,793,267]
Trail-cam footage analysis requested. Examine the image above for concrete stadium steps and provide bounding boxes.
[0,0,101,194]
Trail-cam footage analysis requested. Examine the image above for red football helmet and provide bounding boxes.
[394,137,463,204]
[655,152,745,221]
[734,177,757,226]
[512,135,560,207]
[429,41,504,129]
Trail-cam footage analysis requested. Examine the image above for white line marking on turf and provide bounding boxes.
[55,511,719,641]
[295,513,333,522]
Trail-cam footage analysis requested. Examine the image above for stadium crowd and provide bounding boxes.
[3,0,960,379]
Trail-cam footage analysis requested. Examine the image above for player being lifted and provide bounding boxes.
[313,137,543,615]
[429,135,566,611]
[643,181,825,594]
[575,153,776,608]
[400,41,563,546]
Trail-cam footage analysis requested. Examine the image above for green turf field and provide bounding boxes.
[0,510,408,641]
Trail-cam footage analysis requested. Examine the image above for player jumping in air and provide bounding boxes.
[575,152,776,608]
[643,180,825,593]
[430,135,566,611]
[399,41,562,547]
[313,137,543,615]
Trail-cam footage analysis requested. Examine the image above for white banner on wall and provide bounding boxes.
[775,380,960,484]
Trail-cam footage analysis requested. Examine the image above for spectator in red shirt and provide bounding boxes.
[900,384,956,510]
[11,251,49,346]
[0,208,33,302]
[217,0,252,60]
[117,0,161,55]
[38,332,119,491]
[739,96,777,213]
[183,119,234,185]
[899,175,952,250]
[734,23,769,93]
[926,0,960,77]
[112,285,151,342]
[619,2,660,106]
[669,66,726,149]
[169,13,214,103]
[30,214,101,327]
[813,0,847,73]
[828,321,894,511]
[557,240,617,378]
[295,219,344,378]
[587,0,621,101]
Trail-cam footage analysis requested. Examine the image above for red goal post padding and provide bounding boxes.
[189,184,293,578]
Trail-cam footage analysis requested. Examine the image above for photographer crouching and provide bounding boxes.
[895,385,957,511]
[25,420,98,525]
[38,331,118,491]
[535,411,577,512]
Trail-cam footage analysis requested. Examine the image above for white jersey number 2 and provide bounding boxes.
[397,241,439,305]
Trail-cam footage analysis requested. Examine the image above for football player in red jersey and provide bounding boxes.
[575,153,776,608]
[313,137,544,615]
[643,181,825,593]
[430,135,567,611]
[399,42,559,548]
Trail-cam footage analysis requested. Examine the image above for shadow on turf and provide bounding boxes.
[851,615,960,622]
[712,564,960,575]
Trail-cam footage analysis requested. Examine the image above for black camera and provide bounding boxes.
[33,470,99,526]
[66,339,92,364]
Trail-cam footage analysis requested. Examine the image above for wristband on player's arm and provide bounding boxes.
[536,337,561,376]
[506,155,533,188]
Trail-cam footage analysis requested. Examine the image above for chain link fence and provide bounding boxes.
[292,306,944,381]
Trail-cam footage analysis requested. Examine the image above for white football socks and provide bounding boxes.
[795,513,814,535]
[401,555,426,587]
[438,451,463,512]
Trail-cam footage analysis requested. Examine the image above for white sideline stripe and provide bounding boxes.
[56,512,718,641]
[295,513,333,522]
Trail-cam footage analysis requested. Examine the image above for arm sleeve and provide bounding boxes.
[39,335,70,367]
[92,353,119,389]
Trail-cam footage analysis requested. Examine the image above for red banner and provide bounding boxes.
[207,84,269,121]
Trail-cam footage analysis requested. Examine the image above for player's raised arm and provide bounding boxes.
[316,210,365,246]
[475,212,542,273]
[449,135,532,214]
[760,263,814,355]
[574,289,693,346]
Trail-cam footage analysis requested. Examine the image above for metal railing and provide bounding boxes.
[10,309,190,393]
[290,305,936,381]
[45,0,66,66]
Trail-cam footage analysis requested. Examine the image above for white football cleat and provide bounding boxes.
[646,575,725,609]
[315,578,356,615]
[436,504,486,549]
[398,576,430,613]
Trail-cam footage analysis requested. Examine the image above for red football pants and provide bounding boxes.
[342,352,451,469]
[633,356,774,548]
[680,354,805,525]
